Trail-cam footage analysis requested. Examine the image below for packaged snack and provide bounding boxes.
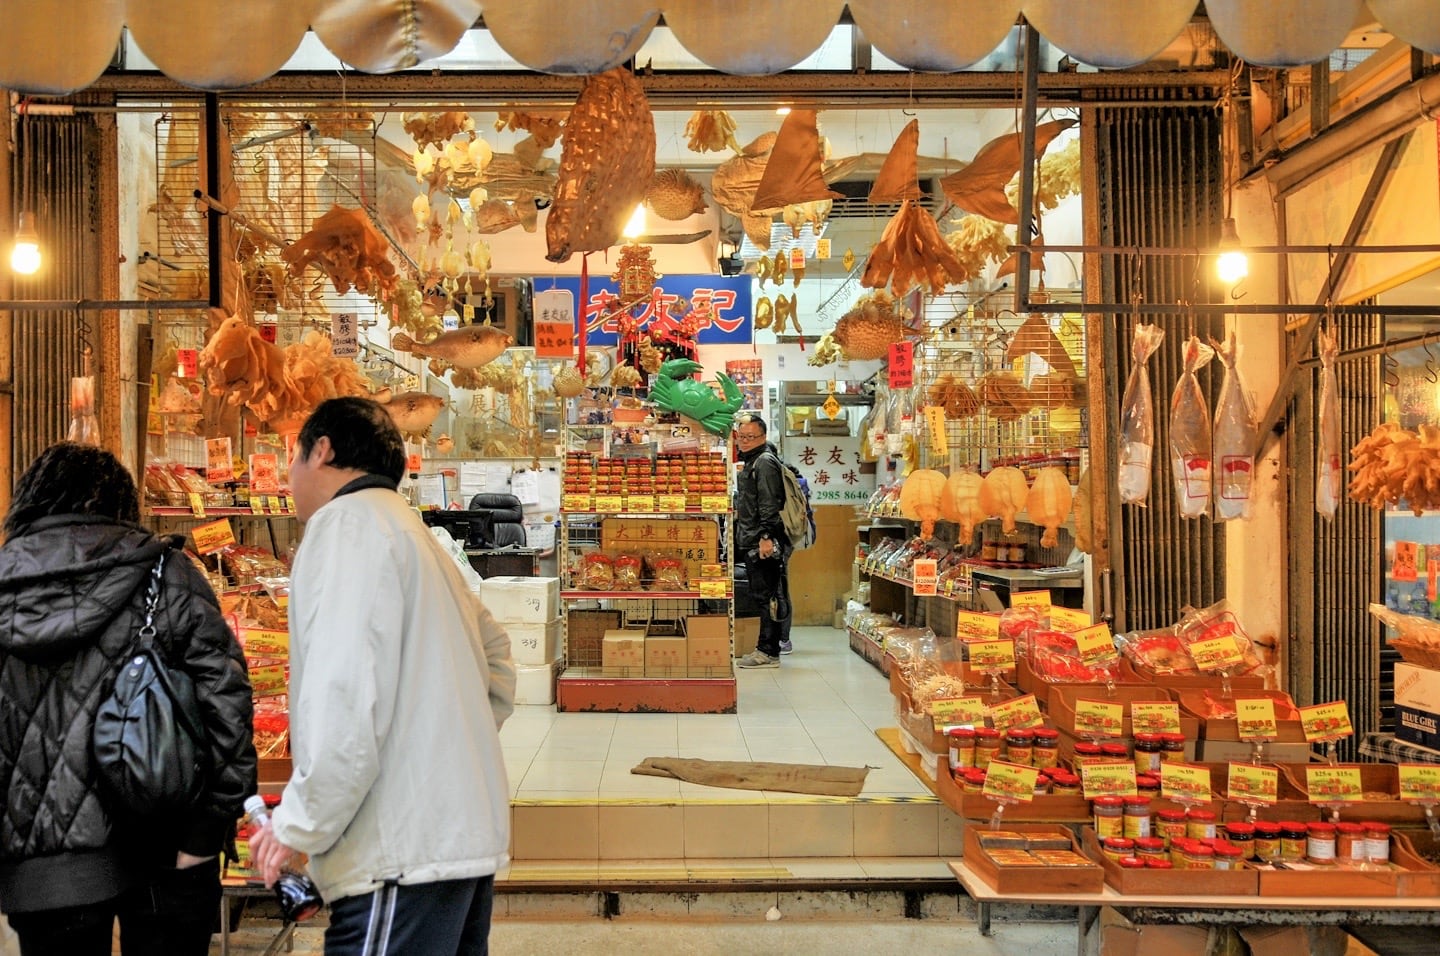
[1118,324,1165,506]
[1212,329,1256,521]
[219,545,288,587]
[651,556,687,591]
[580,552,614,590]
[611,553,643,590]
[253,712,290,758]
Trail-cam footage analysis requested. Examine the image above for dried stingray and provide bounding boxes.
[1006,312,1079,378]
[750,109,842,214]
[939,119,1075,224]
[546,67,656,262]
[868,119,923,203]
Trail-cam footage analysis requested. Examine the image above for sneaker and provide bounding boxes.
[736,650,780,668]
[778,639,794,655]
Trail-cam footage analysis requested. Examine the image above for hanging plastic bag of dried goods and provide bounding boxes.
[67,349,99,445]
[1169,335,1215,518]
[1118,324,1165,505]
[1212,329,1257,521]
[1316,328,1342,520]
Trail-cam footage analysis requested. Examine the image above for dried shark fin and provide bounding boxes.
[750,109,842,214]
[868,118,923,203]
[939,119,1075,224]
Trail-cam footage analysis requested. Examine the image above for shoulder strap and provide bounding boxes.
[134,551,167,652]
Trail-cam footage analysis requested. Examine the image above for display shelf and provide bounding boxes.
[561,509,733,518]
[561,589,731,601]
[859,564,969,603]
[148,506,296,518]
[556,671,737,714]
[847,626,889,676]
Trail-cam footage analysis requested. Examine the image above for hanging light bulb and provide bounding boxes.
[622,203,647,240]
[10,211,40,275]
[1216,217,1248,285]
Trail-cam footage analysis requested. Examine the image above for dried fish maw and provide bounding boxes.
[939,119,1075,224]
[980,466,1029,535]
[868,119,923,203]
[861,200,968,294]
[750,109,842,214]
[1026,467,1074,548]
[546,67,656,262]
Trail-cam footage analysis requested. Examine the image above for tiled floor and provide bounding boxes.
[496,625,964,872]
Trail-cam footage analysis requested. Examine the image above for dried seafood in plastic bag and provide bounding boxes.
[1212,329,1256,521]
[1316,327,1342,520]
[1169,335,1215,519]
[1118,324,1165,506]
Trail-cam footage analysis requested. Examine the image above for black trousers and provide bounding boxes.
[744,553,791,657]
[7,856,221,956]
[324,875,495,956]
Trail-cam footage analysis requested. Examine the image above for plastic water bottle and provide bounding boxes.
[243,795,324,922]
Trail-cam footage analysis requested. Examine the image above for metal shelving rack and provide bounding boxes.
[555,424,738,714]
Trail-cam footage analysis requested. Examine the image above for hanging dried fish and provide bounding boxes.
[938,119,1075,223]
[861,200,968,295]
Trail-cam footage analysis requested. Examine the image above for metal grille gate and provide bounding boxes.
[1288,313,1383,760]
[1091,98,1229,632]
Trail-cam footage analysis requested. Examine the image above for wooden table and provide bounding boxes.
[950,860,1440,956]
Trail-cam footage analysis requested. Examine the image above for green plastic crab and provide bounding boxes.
[649,359,744,436]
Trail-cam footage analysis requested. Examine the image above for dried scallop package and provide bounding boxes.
[1118,324,1165,505]
[1212,329,1257,521]
[1169,335,1215,518]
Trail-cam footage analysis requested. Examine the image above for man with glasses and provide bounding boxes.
[733,414,792,667]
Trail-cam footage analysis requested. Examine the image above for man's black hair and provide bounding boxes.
[297,397,406,484]
[4,441,141,537]
[736,413,767,436]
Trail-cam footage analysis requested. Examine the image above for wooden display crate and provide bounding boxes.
[1392,830,1440,897]
[1048,684,1195,740]
[1119,658,1268,692]
[1175,689,1306,743]
[963,823,1104,894]
[1250,859,1400,897]
[1080,828,1258,896]
[1274,763,1430,826]
[892,669,1018,754]
[1015,657,1148,708]
[936,754,1091,823]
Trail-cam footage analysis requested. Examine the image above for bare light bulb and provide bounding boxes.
[1216,217,1248,285]
[10,211,39,275]
[622,203,647,240]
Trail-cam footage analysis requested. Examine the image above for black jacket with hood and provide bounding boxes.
[735,441,789,554]
[0,516,257,913]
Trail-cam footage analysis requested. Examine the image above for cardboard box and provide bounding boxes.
[508,619,561,666]
[480,576,560,624]
[1396,704,1440,751]
[645,636,688,677]
[686,615,732,677]
[733,616,760,657]
[1080,828,1257,896]
[963,823,1104,894]
[565,609,621,669]
[1394,662,1440,750]
[1092,908,1214,956]
[515,661,559,706]
[601,629,645,677]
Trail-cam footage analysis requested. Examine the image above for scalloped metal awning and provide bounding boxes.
[2,1,1438,95]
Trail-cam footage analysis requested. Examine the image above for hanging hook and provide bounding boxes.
[1384,352,1401,389]
[1425,335,1438,385]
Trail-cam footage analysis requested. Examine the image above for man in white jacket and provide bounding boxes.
[250,397,516,955]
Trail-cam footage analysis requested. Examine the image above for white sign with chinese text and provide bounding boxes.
[784,435,874,504]
[331,312,359,358]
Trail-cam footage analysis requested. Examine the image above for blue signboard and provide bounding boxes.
[534,274,753,345]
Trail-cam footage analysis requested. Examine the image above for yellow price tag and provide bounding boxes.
[1305,766,1364,802]
[1073,622,1118,667]
[248,663,289,698]
[1299,701,1354,742]
[969,639,1016,672]
[956,611,1000,641]
[562,494,593,512]
[698,579,728,598]
[1236,698,1278,739]
[988,694,1043,733]
[1080,761,1138,799]
[238,628,289,658]
[1010,590,1051,609]
[657,494,687,512]
[1399,764,1440,802]
[1047,606,1091,632]
[931,697,988,730]
[593,494,623,513]
[626,495,656,513]
[1227,763,1279,804]
[1190,635,1245,672]
[186,492,207,518]
[1073,699,1124,737]
[1131,701,1182,736]
[924,406,948,456]
[1161,763,1213,804]
[191,518,236,556]
[249,496,265,515]
[701,495,729,513]
[982,761,1040,804]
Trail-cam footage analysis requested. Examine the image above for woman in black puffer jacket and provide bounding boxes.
[0,443,257,955]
